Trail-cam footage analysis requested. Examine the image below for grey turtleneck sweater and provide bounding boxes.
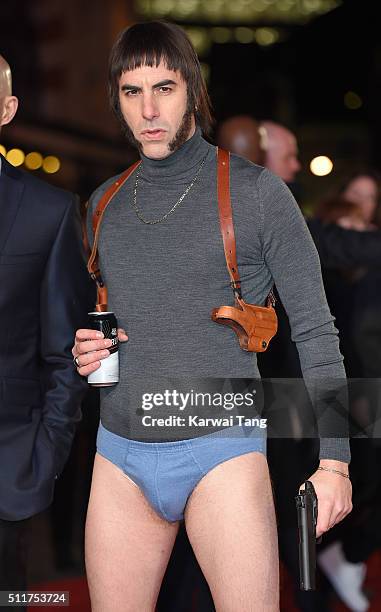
[88,128,349,462]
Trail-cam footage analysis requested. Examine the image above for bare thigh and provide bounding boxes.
[185,452,279,612]
[85,453,179,612]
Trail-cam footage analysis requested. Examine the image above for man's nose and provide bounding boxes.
[142,93,159,120]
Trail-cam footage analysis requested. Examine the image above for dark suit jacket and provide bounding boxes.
[0,155,95,521]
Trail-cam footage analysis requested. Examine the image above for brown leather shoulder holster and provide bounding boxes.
[211,148,277,352]
[86,148,277,352]
[86,160,141,311]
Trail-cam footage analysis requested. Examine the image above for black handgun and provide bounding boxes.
[295,480,319,590]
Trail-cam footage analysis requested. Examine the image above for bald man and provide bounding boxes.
[260,120,301,183]
[0,56,18,128]
[216,115,265,165]
[0,55,93,605]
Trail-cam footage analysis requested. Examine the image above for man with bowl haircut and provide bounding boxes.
[72,22,352,611]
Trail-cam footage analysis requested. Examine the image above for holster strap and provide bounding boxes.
[87,160,141,311]
[216,148,275,307]
[216,148,241,296]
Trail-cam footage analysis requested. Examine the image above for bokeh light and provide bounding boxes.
[254,28,279,45]
[0,144,6,157]
[134,0,342,23]
[211,27,232,43]
[25,152,43,171]
[235,27,255,43]
[185,27,211,55]
[310,155,333,176]
[344,91,362,110]
[42,156,61,174]
[6,148,25,167]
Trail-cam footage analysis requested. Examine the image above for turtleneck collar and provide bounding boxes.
[139,126,213,184]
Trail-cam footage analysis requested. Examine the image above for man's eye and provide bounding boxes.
[125,89,138,96]
[159,86,171,93]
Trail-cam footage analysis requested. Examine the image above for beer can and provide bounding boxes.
[87,312,119,387]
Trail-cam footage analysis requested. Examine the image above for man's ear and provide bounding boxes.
[0,95,18,127]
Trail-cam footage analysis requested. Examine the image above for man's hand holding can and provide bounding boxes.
[72,326,128,380]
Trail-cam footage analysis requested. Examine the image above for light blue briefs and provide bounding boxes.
[96,421,266,522]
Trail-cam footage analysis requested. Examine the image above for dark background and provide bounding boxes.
[0,0,379,204]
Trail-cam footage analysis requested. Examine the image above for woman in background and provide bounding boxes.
[315,170,381,612]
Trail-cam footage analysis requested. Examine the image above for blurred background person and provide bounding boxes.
[314,173,381,612]
[259,120,301,184]
[0,54,93,609]
[315,171,381,377]
[340,172,381,230]
[216,114,265,164]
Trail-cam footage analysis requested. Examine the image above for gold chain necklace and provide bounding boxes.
[131,152,208,225]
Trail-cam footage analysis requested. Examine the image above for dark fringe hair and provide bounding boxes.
[108,21,213,135]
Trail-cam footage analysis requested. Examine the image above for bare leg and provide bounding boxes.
[185,452,279,612]
[85,453,179,612]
